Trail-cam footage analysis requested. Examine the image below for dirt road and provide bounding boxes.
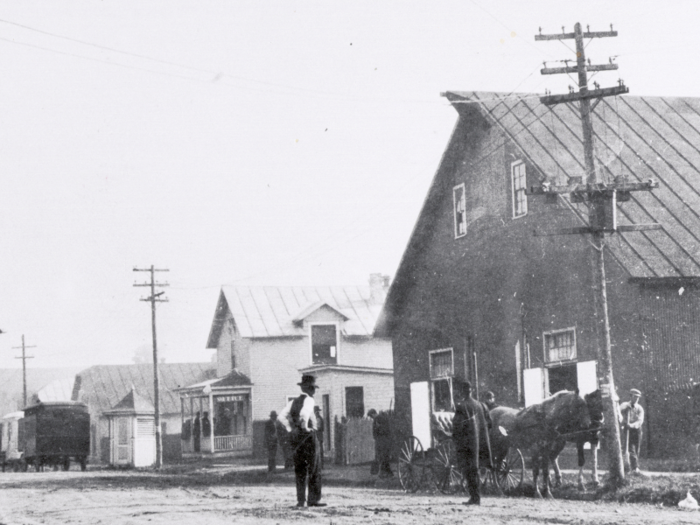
[0,469,696,525]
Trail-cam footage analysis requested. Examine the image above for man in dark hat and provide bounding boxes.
[453,379,493,506]
[619,388,644,474]
[483,391,498,412]
[265,411,279,474]
[278,374,326,508]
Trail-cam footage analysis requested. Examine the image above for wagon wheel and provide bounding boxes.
[79,457,87,472]
[494,448,525,492]
[397,436,426,493]
[62,457,70,471]
[430,440,464,494]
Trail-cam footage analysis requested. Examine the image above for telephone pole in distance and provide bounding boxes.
[13,334,35,408]
[532,22,660,486]
[133,265,169,469]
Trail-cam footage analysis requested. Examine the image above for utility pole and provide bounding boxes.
[12,335,35,408]
[532,23,660,486]
[133,265,169,469]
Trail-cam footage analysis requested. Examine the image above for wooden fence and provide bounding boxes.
[334,416,375,465]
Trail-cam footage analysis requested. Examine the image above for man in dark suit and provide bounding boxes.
[314,406,325,469]
[279,374,326,508]
[265,411,279,473]
[453,379,493,506]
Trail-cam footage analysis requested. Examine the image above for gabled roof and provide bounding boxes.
[178,369,252,393]
[72,363,215,415]
[377,91,700,335]
[291,301,349,324]
[107,388,154,414]
[207,285,384,345]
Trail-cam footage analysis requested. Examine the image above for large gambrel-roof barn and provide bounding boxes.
[376,91,700,458]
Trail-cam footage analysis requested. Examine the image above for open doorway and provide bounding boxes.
[547,364,577,395]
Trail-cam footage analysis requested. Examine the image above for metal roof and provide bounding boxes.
[446,91,700,279]
[207,285,384,345]
[377,91,700,336]
[73,363,215,415]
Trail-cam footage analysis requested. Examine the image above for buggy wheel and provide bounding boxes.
[62,457,70,471]
[79,457,87,472]
[494,448,524,492]
[397,436,426,493]
[430,440,463,494]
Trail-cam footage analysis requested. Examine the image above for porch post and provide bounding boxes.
[209,392,214,451]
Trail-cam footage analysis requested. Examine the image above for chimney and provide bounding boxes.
[369,273,390,304]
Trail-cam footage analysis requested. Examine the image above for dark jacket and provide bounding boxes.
[372,412,392,440]
[265,418,278,449]
[453,397,493,469]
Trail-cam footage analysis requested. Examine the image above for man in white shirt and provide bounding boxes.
[279,374,326,508]
[619,388,645,474]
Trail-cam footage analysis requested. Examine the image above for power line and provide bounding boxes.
[0,18,439,104]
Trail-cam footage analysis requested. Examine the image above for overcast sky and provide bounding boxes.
[0,0,696,369]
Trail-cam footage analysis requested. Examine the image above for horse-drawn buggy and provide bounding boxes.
[396,381,525,494]
[1,401,90,472]
[396,381,604,498]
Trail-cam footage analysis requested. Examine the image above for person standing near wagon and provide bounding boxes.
[453,379,493,506]
[619,388,645,475]
[279,374,326,508]
[367,408,394,478]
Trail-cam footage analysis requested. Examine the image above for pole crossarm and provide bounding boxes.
[535,224,662,236]
[535,30,617,41]
[529,179,658,195]
[541,64,618,75]
[541,85,629,105]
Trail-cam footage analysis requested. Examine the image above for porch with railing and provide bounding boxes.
[214,434,253,452]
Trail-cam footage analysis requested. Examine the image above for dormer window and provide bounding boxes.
[511,161,528,218]
[311,324,338,365]
[453,184,467,238]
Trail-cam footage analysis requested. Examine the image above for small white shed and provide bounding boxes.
[105,388,156,468]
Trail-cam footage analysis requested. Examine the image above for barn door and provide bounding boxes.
[523,368,544,407]
[115,417,132,465]
[576,360,598,395]
[409,382,431,449]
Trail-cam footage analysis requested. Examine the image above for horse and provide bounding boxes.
[549,389,604,490]
[489,390,592,499]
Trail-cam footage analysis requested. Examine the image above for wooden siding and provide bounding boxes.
[385,104,700,458]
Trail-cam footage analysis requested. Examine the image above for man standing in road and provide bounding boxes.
[314,406,325,470]
[453,379,493,506]
[279,374,326,508]
[619,388,645,475]
[265,411,279,474]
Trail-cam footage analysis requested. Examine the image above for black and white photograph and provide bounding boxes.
[0,1,699,523]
